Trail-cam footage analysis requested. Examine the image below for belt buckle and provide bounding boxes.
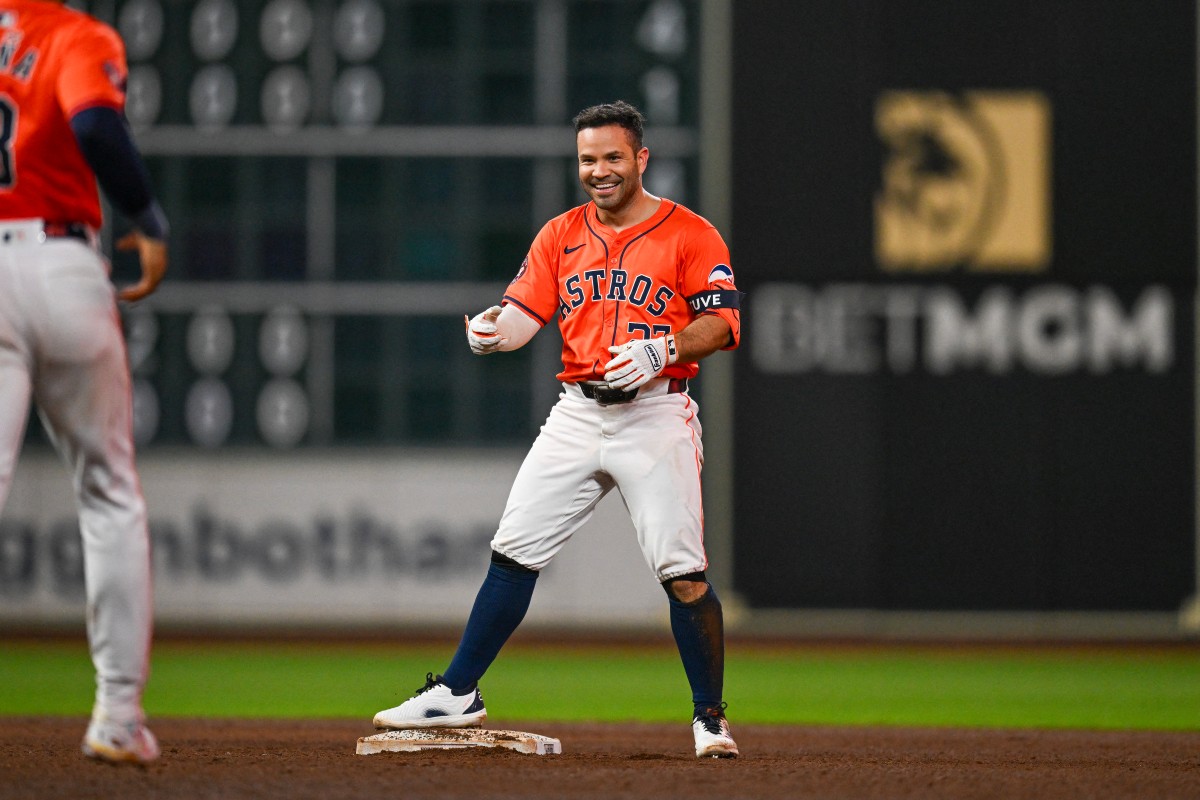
[592,384,635,405]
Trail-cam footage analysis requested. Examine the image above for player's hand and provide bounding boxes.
[465,305,505,355]
[603,335,677,391]
[116,231,168,302]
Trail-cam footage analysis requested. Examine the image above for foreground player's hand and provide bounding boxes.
[603,335,677,391]
[116,231,168,302]
[465,305,505,355]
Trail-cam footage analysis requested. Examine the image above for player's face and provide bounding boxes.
[577,125,648,214]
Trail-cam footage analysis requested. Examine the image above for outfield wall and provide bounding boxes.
[0,452,665,629]
[1,448,1191,638]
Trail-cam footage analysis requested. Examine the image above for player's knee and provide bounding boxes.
[663,572,709,604]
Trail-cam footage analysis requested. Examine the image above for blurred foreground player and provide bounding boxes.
[374,101,741,758]
[0,0,169,764]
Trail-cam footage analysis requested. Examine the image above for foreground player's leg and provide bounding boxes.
[373,396,600,731]
[373,551,539,729]
[0,346,33,513]
[443,552,539,689]
[665,575,739,758]
[39,363,158,765]
[32,255,158,765]
[609,392,736,757]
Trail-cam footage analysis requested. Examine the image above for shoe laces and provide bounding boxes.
[415,672,444,695]
[694,702,728,735]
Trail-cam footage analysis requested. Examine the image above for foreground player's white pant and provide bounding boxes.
[0,220,153,725]
[491,379,708,580]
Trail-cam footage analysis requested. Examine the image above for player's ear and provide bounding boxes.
[637,147,649,174]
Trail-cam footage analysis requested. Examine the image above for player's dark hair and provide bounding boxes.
[573,100,645,151]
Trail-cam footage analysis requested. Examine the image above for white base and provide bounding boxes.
[356,728,562,756]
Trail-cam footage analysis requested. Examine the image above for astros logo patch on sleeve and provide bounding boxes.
[511,256,528,284]
[102,60,125,91]
[707,264,734,284]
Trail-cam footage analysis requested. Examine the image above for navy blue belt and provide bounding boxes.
[44,222,95,241]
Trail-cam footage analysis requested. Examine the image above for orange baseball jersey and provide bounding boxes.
[503,199,742,383]
[0,1,127,228]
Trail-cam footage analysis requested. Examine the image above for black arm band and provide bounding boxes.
[685,289,743,314]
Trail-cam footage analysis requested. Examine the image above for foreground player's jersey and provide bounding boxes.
[0,1,127,227]
[503,199,742,382]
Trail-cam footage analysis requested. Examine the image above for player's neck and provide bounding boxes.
[594,191,661,233]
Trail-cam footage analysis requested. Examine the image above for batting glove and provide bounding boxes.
[465,305,504,355]
[603,335,677,391]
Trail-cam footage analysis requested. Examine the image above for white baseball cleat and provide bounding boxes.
[692,704,739,758]
[82,715,160,765]
[373,673,488,730]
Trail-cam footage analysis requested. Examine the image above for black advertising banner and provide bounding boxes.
[731,1,1196,610]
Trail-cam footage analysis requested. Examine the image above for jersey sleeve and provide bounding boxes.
[56,21,127,117]
[502,219,561,327]
[680,224,741,349]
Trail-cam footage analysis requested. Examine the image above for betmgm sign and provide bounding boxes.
[731,0,1195,613]
[755,90,1173,378]
[752,281,1173,377]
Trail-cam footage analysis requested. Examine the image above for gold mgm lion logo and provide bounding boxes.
[874,90,1052,272]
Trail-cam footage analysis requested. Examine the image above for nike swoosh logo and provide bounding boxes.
[563,243,585,254]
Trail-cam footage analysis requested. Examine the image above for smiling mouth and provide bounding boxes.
[591,181,619,196]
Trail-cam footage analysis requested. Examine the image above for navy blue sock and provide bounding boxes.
[668,582,725,715]
[441,553,538,692]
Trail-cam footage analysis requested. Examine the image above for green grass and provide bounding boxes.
[2,639,1197,730]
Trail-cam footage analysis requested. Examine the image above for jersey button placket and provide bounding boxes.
[605,245,617,330]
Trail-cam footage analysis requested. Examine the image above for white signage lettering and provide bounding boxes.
[752,282,1174,375]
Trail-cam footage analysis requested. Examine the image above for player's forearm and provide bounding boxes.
[494,304,541,351]
[69,106,168,240]
[673,315,733,363]
[466,303,542,355]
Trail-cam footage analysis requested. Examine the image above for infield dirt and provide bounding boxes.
[3,717,1198,799]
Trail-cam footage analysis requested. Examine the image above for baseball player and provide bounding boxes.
[374,101,742,758]
[0,0,169,764]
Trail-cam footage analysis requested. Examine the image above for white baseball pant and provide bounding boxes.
[0,219,152,723]
[492,377,708,581]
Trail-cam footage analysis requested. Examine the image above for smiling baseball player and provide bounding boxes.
[0,0,168,765]
[374,101,742,758]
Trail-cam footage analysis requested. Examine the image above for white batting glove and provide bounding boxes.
[465,306,504,355]
[603,335,677,391]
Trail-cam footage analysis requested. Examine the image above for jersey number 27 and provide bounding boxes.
[628,322,672,338]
